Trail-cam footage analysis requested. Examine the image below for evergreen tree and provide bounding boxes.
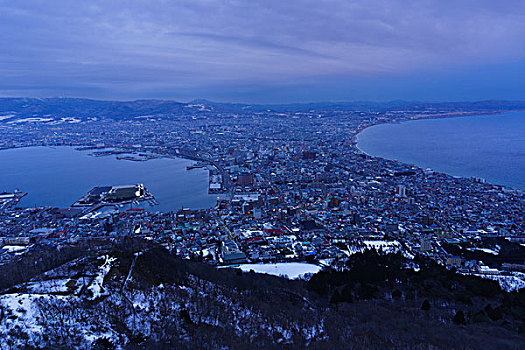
[453,310,466,325]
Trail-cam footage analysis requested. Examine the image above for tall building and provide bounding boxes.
[237,173,254,186]
[420,238,431,251]
[302,151,317,160]
[397,185,407,198]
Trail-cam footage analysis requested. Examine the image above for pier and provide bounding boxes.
[72,184,157,212]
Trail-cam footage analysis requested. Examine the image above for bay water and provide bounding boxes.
[357,111,525,190]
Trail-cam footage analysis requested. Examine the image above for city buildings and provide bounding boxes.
[0,101,523,290]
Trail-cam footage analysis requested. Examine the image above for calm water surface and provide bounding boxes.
[357,111,525,190]
[0,146,217,211]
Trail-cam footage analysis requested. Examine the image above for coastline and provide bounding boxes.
[0,144,230,196]
[0,146,217,212]
[354,110,525,192]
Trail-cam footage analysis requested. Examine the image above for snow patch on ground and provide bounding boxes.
[346,246,363,256]
[26,278,72,294]
[47,117,82,125]
[346,240,411,258]
[236,262,322,280]
[363,240,401,253]
[0,114,16,121]
[474,273,525,292]
[467,247,499,255]
[87,255,116,300]
[7,117,54,124]
[1,245,27,252]
[0,293,67,337]
[318,258,334,267]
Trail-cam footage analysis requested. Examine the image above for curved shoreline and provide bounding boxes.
[0,146,217,211]
[354,110,525,192]
[0,143,230,196]
[353,110,504,159]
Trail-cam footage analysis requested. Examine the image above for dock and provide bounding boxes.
[72,184,157,212]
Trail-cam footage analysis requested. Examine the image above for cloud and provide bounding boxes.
[1,0,525,101]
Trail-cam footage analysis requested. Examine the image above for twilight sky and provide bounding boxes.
[1,0,525,103]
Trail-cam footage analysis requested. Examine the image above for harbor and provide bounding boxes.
[0,190,27,209]
[0,146,216,212]
[72,184,157,212]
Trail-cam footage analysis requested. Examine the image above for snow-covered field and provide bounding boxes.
[1,245,27,253]
[0,292,70,347]
[7,117,54,124]
[0,116,84,124]
[26,278,72,294]
[87,255,116,300]
[235,262,322,280]
[475,273,525,292]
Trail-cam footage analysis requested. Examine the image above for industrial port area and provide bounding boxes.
[72,184,156,210]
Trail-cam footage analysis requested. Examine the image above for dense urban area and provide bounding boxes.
[0,98,524,348]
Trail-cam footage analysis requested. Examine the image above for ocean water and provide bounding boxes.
[0,146,217,211]
[357,111,525,190]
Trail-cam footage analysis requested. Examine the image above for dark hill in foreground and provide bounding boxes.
[0,238,524,349]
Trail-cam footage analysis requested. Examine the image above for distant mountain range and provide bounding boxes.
[0,97,524,121]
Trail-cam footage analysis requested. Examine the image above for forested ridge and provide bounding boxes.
[0,238,524,349]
